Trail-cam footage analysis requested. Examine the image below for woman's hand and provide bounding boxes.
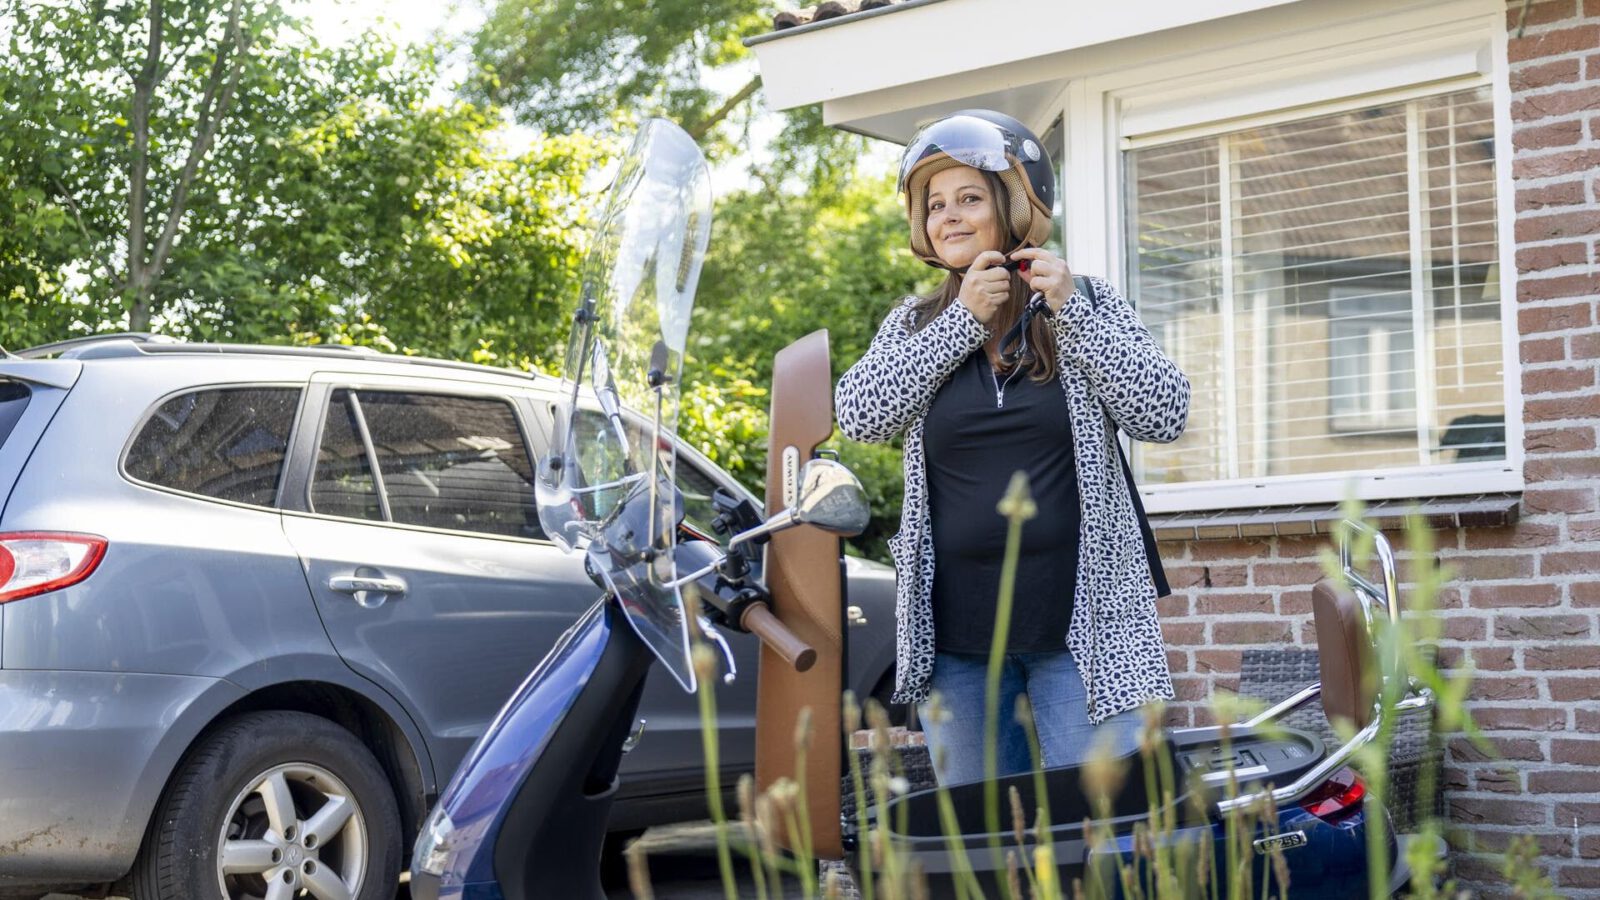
[957,251,1011,326]
[1009,248,1075,314]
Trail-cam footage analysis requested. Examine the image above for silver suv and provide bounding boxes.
[0,334,896,899]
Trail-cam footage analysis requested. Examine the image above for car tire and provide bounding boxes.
[129,710,401,900]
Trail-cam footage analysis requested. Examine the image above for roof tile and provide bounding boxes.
[771,0,902,31]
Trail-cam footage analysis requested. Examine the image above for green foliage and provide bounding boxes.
[0,0,603,366]
[467,0,865,182]
[471,0,764,141]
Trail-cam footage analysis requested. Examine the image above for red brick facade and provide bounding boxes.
[1155,3,1599,893]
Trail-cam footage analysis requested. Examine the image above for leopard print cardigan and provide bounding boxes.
[835,276,1190,724]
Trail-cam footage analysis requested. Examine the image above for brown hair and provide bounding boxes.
[908,169,1057,382]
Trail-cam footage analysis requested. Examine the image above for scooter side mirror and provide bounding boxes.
[791,458,870,535]
[730,458,868,547]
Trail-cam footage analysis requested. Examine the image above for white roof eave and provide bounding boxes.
[749,0,1309,142]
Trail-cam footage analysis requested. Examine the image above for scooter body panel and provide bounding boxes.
[1086,804,1387,900]
[412,598,651,900]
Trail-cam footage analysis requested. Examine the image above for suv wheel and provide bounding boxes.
[130,711,401,900]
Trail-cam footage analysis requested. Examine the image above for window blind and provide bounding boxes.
[1124,87,1503,489]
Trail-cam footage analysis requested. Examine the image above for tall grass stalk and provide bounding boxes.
[738,774,771,900]
[691,642,739,900]
[1015,695,1055,851]
[844,693,877,900]
[792,708,820,897]
[754,792,789,896]
[982,472,1038,898]
[927,693,986,900]
[865,700,912,895]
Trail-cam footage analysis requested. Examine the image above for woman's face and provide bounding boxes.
[924,164,1005,269]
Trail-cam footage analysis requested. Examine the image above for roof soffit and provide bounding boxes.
[749,0,1306,113]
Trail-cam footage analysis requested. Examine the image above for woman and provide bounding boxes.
[835,110,1190,785]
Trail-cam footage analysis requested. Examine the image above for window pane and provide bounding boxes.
[574,409,729,542]
[0,381,32,448]
[126,388,299,506]
[359,392,542,539]
[310,389,382,521]
[1041,115,1065,256]
[675,458,728,544]
[1126,87,1503,486]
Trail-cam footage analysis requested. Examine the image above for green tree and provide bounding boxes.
[472,0,761,138]
[0,0,603,364]
[469,0,862,184]
[1,0,297,336]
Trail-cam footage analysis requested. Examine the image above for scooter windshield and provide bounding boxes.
[536,118,712,693]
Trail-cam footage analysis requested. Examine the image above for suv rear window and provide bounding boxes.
[0,381,30,447]
[125,387,300,507]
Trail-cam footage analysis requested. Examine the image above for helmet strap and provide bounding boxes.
[950,235,1027,276]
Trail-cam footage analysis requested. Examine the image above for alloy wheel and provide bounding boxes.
[214,762,368,900]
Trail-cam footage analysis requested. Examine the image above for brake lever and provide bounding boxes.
[696,614,738,685]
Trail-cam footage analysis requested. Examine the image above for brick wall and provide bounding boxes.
[1154,2,1600,894]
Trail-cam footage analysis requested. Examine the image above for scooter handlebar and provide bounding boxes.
[739,602,816,673]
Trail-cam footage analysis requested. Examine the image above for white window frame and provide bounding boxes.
[1049,0,1522,514]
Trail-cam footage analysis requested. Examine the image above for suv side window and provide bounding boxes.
[676,454,732,544]
[310,389,383,521]
[311,389,542,539]
[125,387,300,507]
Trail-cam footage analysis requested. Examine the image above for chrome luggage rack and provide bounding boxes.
[1207,519,1435,816]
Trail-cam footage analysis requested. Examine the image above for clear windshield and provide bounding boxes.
[536,118,712,692]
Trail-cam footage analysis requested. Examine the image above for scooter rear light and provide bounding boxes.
[1299,767,1366,825]
[0,532,108,603]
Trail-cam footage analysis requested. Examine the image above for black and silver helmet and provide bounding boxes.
[898,109,1055,267]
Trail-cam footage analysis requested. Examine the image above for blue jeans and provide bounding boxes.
[918,649,1145,786]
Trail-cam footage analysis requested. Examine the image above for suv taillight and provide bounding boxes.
[1299,767,1366,826]
[0,533,107,603]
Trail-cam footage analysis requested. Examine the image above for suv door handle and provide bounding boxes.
[328,574,407,609]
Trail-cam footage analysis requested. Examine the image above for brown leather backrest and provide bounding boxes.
[756,329,844,860]
[1311,577,1375,730]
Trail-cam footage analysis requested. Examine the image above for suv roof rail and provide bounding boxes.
[14,334,545,383]
[315,344,383,355]
[136,342,542,382]
[16,332,180,359]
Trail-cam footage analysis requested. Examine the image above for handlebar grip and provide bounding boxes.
[740,603,816,673]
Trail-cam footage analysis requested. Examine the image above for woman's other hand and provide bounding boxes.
[957,250,1011,325]
[1010,248,1075,314]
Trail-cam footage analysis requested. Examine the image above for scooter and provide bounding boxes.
[408,118,1437,900]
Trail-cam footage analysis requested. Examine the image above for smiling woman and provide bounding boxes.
[835,108,1191,788]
